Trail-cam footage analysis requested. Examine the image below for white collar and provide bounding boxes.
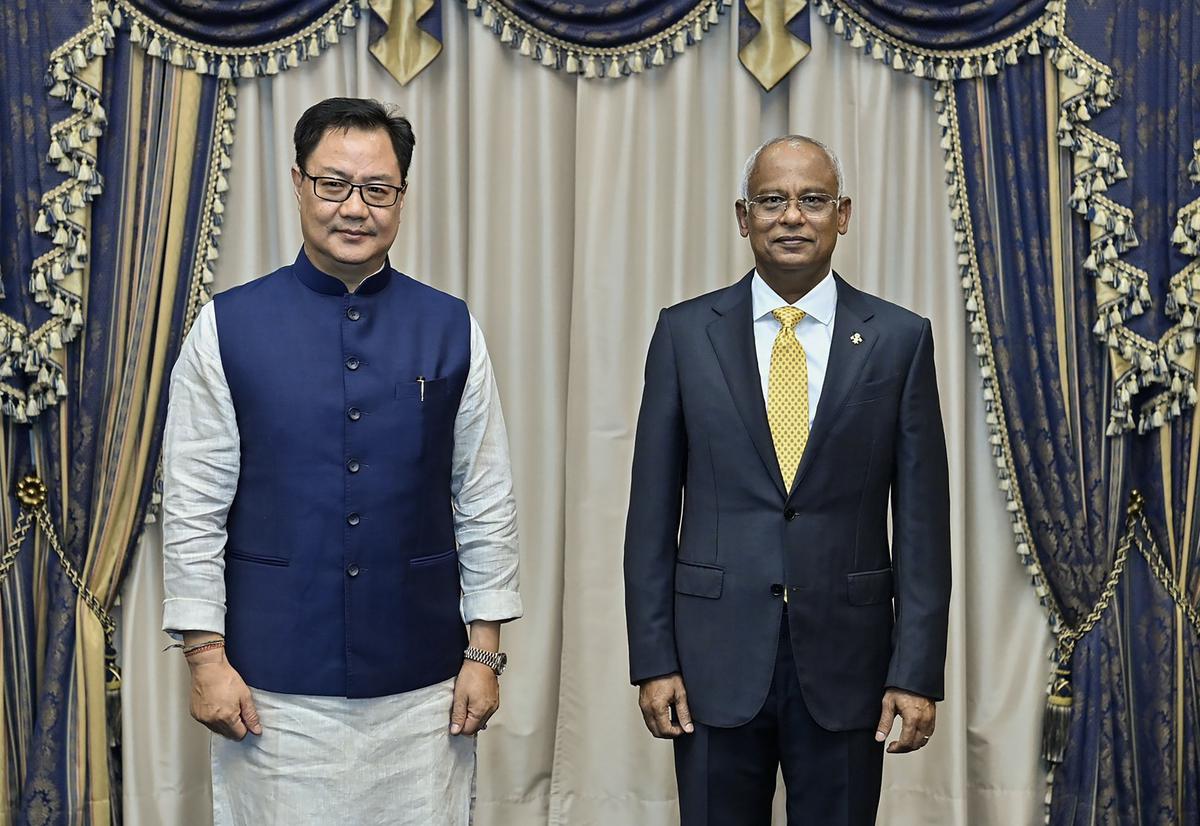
[750,269,837,326]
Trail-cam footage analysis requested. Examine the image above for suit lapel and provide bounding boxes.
[788,274,878,499]
[707,273,788,499]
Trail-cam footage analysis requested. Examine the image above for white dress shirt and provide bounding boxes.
[750,269,838,424]
[161,298,523,637]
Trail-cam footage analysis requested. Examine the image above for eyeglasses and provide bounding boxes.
[745,193,842,221]
[300,169,407,208]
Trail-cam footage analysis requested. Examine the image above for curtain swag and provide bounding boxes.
[113,0,365,79]
[819,0,1055,80]
[462,0,733,79]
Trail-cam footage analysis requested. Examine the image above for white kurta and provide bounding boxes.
[162,291,521,825]
[211,679,475,826]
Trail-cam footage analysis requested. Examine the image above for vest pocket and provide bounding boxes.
[396,377,448,401]
[409,547,458,567]
[226,548,289,567]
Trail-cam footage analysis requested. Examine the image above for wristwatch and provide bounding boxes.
[463,647,507,675]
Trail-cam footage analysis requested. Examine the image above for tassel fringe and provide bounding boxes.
[2,2,114,421]
[462,0,731,78]
[111,0,364,79]
[818,0,1062,83]
[1041,664,1072,764]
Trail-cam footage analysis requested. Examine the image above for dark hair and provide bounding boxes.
[294,97,416,181]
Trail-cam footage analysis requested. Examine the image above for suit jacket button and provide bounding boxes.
[770,583,784,596]
[346,563,360,577]
[784,508,797,521]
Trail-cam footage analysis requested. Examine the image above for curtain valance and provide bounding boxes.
[463,0,731,78]
[114,0,364,77]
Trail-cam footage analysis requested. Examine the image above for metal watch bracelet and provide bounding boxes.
[463,647,507,675]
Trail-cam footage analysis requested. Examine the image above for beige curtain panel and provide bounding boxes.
[119,4,1052,824]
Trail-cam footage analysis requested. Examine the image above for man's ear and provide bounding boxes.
[735,200,751,238]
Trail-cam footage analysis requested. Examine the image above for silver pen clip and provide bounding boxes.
[417,376,425,402]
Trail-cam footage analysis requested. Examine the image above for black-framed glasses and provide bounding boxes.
[744,193,843,221]
[300,169,407,208]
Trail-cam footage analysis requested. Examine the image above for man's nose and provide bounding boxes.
[338,188,371,217]
[779,198,806,224]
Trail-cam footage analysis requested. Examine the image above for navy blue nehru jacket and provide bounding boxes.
[213,248,471,698]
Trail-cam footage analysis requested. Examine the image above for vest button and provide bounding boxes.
[347,307,361,321]
[347,513,360,526]
[770,583,784,596]
[346,459,361,473]
[784,508,797,521]
[346,564,360,577]
[347,407,361,421]
[345,357,360,371]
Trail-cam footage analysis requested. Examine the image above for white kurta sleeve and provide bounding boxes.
[452,314,523,624]
[161,301,240,636]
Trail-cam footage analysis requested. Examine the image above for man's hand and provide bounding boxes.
[638,673,694,738]
[186,647,262,741]
[450,660,499,736]
[875,688,936,753]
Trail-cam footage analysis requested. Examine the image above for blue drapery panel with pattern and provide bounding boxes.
[932,1,1196,822]
[817,0,1198,820]
[2,6,228,821]
[2,0,364,821]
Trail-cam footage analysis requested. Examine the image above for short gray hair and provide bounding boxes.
[738,136,844,200]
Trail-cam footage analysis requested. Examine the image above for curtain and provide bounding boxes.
[1,15,228,826]
[120,5,1051,824]
[815,0,1200,820]
[2,1,373,823]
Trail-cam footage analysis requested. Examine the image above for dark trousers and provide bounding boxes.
[673,616,884,826]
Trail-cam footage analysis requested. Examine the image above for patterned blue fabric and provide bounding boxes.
[953,1,1199,821]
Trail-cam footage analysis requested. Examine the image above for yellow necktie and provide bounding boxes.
[768,307,809,489]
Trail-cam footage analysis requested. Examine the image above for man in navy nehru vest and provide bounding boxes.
[162,98,521,825]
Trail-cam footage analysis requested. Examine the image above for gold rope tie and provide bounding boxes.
[1041,489,1200,764]
[1,475,116,639]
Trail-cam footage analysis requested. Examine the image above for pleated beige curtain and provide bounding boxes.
[119,4,1053,824]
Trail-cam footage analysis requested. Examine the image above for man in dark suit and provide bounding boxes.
[624,136,951,825]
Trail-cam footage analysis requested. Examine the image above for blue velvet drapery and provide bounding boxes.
[2,1,361,821]
[821,0,1199,820]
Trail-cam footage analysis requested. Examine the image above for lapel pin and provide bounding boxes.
[850,332,863,345]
